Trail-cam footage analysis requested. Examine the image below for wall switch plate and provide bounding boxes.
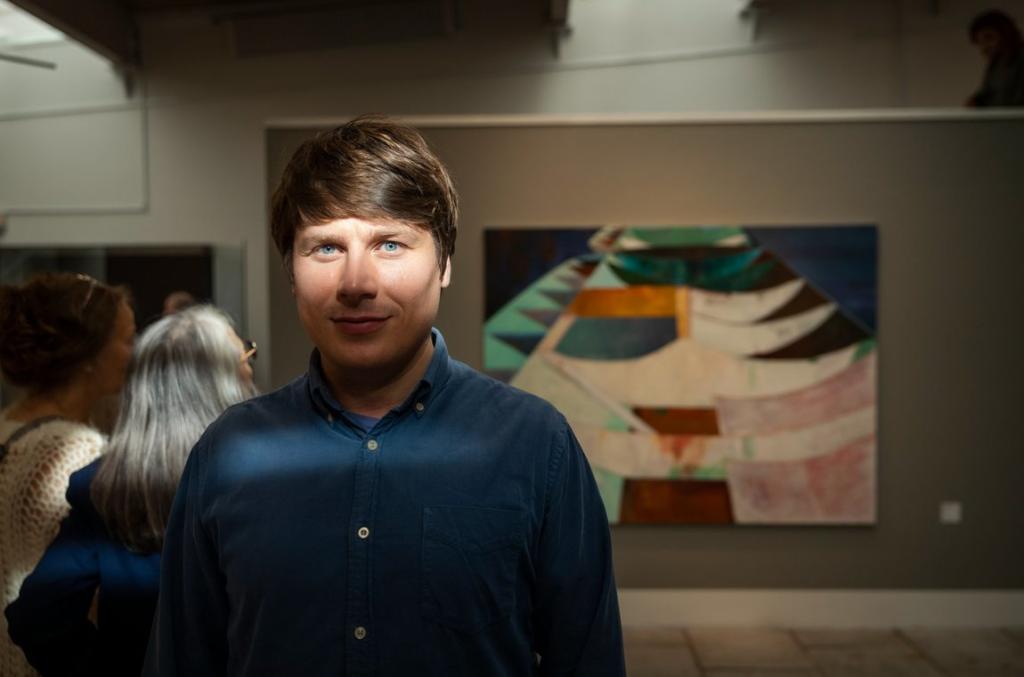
[939,501,962,525]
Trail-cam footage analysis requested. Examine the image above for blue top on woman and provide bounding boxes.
[5,458,161,677]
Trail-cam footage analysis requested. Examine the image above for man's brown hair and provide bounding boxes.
[270,115,458,277]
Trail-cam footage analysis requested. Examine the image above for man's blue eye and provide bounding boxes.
[381,242,400,253]
[318,244,337,254]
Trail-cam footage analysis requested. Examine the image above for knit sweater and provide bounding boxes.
[0,411,104,677]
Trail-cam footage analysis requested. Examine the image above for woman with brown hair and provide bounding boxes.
[6,305,255,677]
[0,272,135,677]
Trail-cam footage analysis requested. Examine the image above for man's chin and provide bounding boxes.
[321,349,389,373]
[317,332,432,378]
[320,343,410,374]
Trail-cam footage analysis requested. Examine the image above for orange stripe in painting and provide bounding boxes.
[568,287,674,317]
[634,408,720,435]
[675,287,689,338]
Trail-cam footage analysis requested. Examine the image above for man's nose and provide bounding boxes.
[337,250,379,303]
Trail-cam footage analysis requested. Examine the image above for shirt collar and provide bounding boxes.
[307,327,450,420]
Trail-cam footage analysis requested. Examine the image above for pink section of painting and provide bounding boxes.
[715,353,876,435]
[726,435,876,524]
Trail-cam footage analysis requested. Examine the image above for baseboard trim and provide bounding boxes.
[618,589,1024,627]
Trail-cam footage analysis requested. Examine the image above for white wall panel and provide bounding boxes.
[0,106,144,211]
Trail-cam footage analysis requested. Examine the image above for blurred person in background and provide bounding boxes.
[967,9,1024,106]
[161,290,196,316]
[0,272,135,677]
[5,305,256,677]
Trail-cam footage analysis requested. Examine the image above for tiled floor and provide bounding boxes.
[624,627,1024,676]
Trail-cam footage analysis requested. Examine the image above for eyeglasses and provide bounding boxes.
[241,339,257,366]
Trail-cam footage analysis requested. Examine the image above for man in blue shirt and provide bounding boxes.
[144,116,625,676]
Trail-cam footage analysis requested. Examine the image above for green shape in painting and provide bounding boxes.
[626,226,747,248]
[591,466,624,523]
[556,317,678,360]
[693,466,726,480]
[535,275,574,294]
[583,259,627,289]
[484,334,527,371]
[538,289,579,308]
[710,260,775,292]
[608,248,766,289]
[853,339,877,362]
[485,305,550,335]
[485,260,583,343]
[518,286,564,310]
[534,261,581,293]
[604,415,631,432]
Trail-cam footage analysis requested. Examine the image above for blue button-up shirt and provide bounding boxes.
[144,330,625,676]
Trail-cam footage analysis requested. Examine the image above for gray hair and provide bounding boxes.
[91,305,256,553]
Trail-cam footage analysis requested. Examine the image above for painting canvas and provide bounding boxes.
[484,225,877,525]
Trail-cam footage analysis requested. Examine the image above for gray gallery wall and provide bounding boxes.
[266,118,1023,589]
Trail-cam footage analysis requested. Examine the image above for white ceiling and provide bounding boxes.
[0,0,63,49]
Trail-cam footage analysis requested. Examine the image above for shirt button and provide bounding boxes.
[414,402,425,412]
[354,626,367,640]
[366,439,379,452]
[357,526,370,539]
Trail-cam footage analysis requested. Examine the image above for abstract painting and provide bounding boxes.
[484,225,877,525]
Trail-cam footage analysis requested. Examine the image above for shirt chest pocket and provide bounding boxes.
[421,505,526,634]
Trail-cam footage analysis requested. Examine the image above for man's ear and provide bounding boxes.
[440,258,452,289]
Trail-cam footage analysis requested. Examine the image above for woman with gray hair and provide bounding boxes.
[5,305,256,677]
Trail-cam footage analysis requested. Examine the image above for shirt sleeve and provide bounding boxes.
[532,422,626,677]
[4,490,100,675]
[142,437,228,676]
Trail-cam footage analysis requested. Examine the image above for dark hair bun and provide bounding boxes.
[0,272,126,391]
